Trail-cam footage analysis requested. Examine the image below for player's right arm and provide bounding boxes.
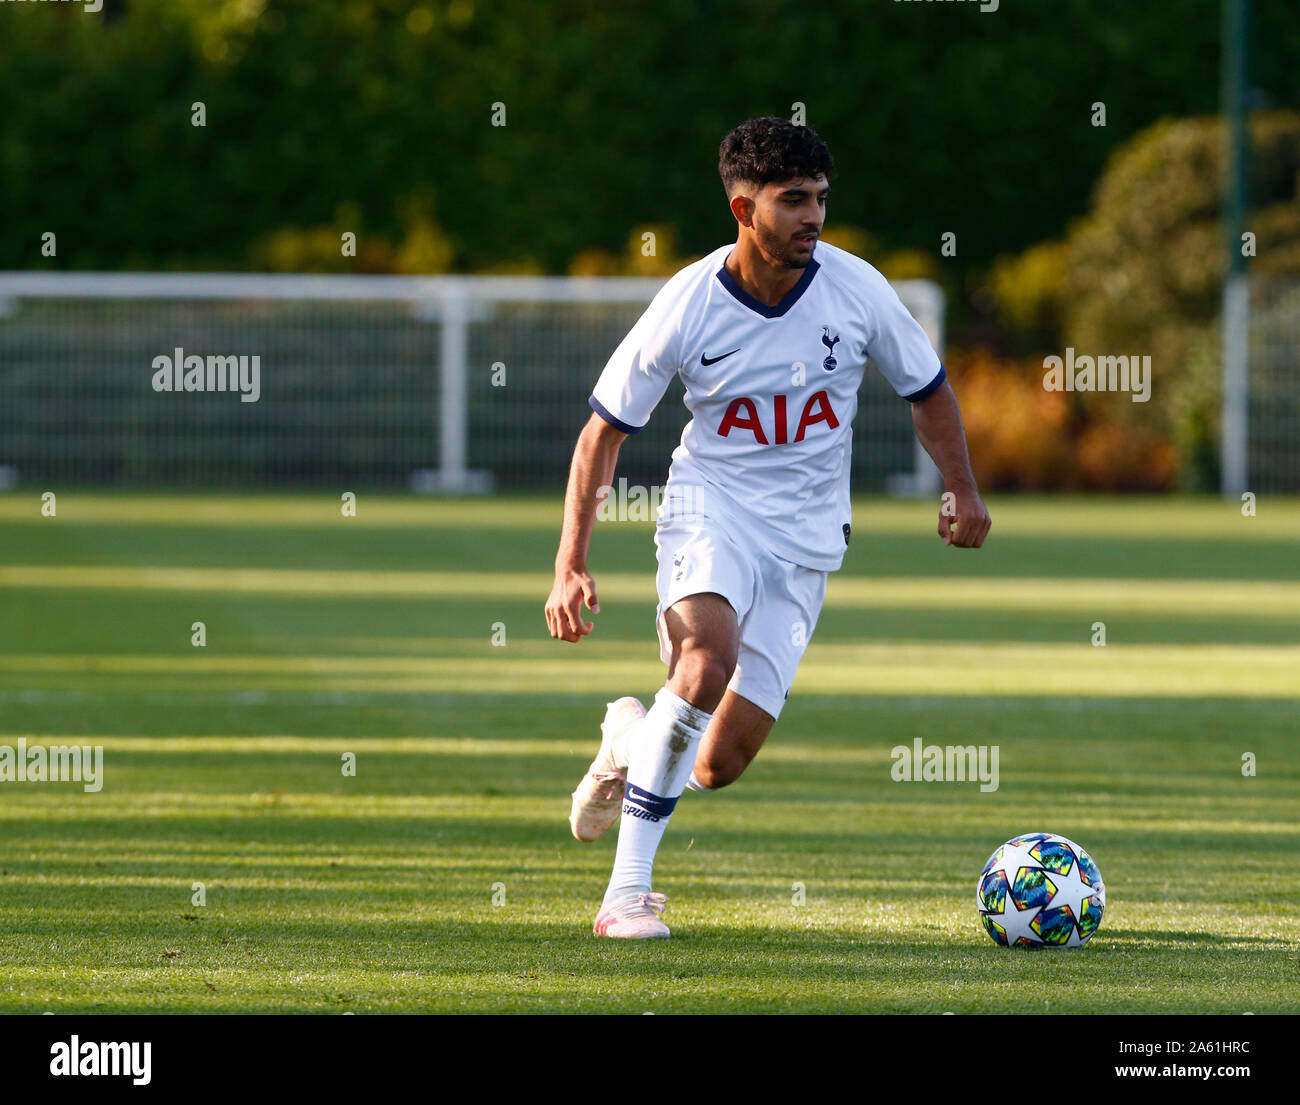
[547,269,686,641]
[546,412,628,642]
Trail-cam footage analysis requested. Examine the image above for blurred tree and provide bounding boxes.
[989,241,1070,353]
[1,0,1297,285]
[1065,110,1300,487]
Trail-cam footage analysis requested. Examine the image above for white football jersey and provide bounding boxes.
[589,241,944,571]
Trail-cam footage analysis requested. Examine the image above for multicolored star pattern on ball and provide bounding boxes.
[976,832,1106,948]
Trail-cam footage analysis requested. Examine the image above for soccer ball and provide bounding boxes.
[976,832,1105,948]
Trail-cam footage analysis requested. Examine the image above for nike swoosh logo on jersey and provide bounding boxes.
[700,349,740,366]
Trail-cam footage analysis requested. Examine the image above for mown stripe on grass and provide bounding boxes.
[0,495,563,530]
[0,791,1295,836]
[3,564,1298,618]
[0,733,898,763]
[2,494,1298,539]
[0,642,1295,696]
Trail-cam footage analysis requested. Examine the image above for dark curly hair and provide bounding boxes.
[718,116,836,195]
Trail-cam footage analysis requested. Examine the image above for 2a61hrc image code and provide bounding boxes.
[1118,1040,1251,1056]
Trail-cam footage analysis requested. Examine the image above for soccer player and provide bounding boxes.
[544,117,991,938]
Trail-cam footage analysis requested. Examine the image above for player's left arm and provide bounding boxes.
[910,380,991,548]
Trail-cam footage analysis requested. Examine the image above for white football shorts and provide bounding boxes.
[653,507,828,721]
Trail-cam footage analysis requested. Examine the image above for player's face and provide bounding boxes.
[752,176,828,269]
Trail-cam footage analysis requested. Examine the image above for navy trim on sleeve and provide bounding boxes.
[903,364,947,403]
[588,395,644,434]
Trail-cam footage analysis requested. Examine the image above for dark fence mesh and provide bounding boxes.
[0,286,929,491]
[1250,278,1300,493]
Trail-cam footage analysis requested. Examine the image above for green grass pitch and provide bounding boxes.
[0,491,1297,1013]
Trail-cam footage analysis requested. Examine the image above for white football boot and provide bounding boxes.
[568,696,646,842]
[593,892,670,939]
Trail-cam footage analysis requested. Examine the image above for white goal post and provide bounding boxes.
[0,271,944,495]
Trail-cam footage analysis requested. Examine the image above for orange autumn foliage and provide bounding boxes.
[947,350,1178,491]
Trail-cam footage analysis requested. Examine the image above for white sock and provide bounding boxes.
[609,714,640,773]
[684,771,713,792]
[603,686,711,906]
